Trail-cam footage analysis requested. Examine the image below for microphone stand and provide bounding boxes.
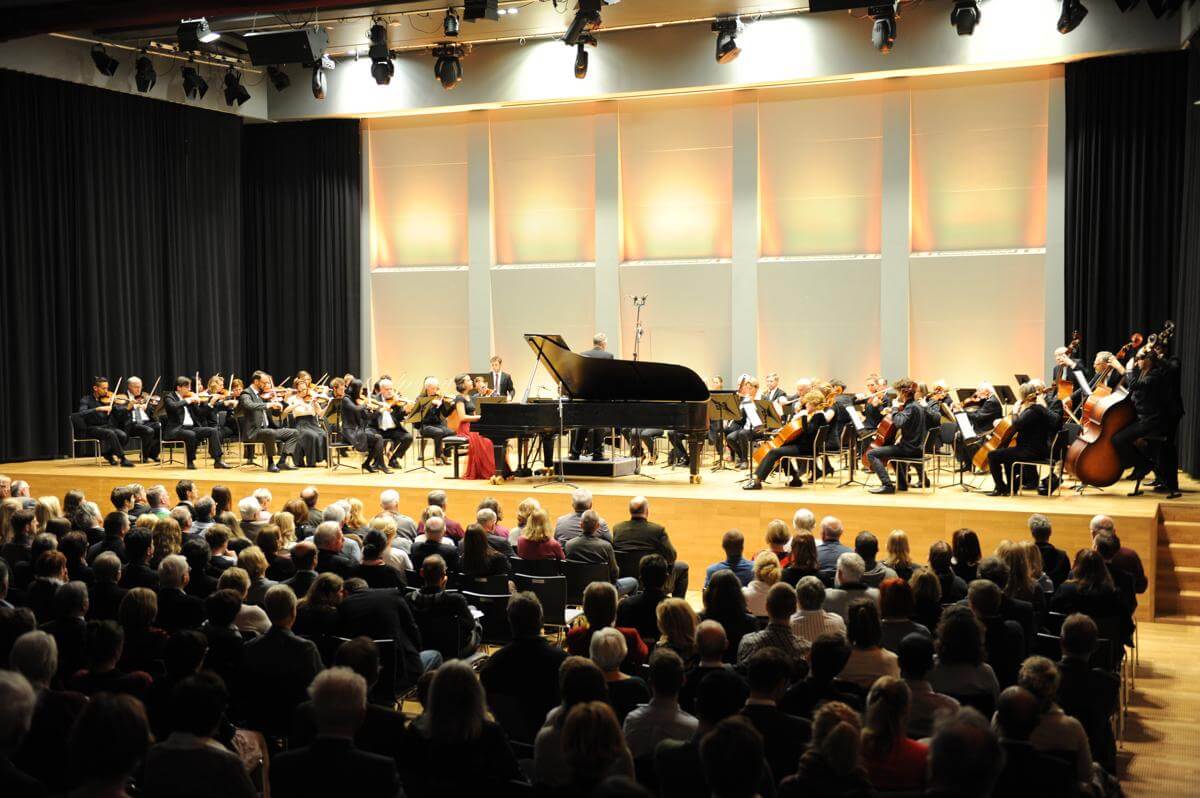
[631,295,647,362]
[535,381,577,489]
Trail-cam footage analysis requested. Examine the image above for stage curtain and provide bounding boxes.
[0,69,361,462]
[1064,51,1187,364]
[1177,36,1200,477]
[242,119,362,379]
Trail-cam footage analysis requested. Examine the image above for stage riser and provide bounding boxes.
[5,460,1162,620]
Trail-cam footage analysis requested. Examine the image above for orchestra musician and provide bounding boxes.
[342,378,389,473]
[569,333,615,461]
[1110,343,1182,497]
[371,377,414,469]
[952,383,1003,471]
[986,381,1054,496]
[236,371,299,472]
[192,375,239,444]
[417,377,455,465]
[725,376,762,469]
[486,355,515,400]
[163,377,231,470]
[78,377,135,467]
[867,378,925,494]
[759,373,785,404]
[281,371,329,468]
[667,374,723,467]
[112,376,161,462]
[470,375,490,398]
[743,389,828,490]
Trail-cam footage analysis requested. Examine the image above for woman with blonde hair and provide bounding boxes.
[517,507,564,561]
[743,551,782,616]
[134,513,158,532]
[510,497,541,546]
[656,597,699,664]
[1019,539,1054,594]
[760,519,792,566]
[996,539,1045,613]
[270,510,297,547]
[34,496,63,529]
[237,546,277,607]
[860,676,927,791]
[883,530,917,581]
[345,497,368,533]
[368,515,414,574]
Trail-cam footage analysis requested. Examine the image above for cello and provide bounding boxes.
[1063,331,1144,488]
[751,389,830,469]
[1056,331,1082,402]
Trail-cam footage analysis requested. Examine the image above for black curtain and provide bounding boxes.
[1176,35,1200,476]
[242,120,361,379]
[1064,50,1188,357]
[0,69,361,462]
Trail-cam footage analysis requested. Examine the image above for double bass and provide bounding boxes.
[1063,331,1145,488]
[1056,331,1082,402]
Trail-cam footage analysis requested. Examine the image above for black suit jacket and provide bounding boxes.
[740,703,812,781]
[982,615,1027,688]
[338,589,425,688]
[78,394,116,428]
[87,580,127,621]
[486,370,515,399]
[1036,542,1070,587]
[582,346,614,359]
[236,388,275,437]
[616,588,668,643]
[240,627,324,727]
[290,701,405,762]
[284,570,319,597]
[994,740,1077,798]
[43,617,88,683]
[316,548,355,578]
[156,587,206,632]
[162,392,205,436]
[270,737,399,798]
[1057,656,1120,773]
[411,539,460,573]
[479,636,568,743]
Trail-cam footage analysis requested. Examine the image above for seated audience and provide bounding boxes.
[699,570,757,663]
[622,648,698,759]
[704,529,754,587]
[216,567,270,635]
[554,489,612,544]
[737,582,810,670]
[408,554,481,659]
[563,702,636,794]
[910,566,945,633]
[928,605,1000,706]
[0,671,40,798]
[237,546,276,607]
[856,531,898,587]
[200,589,244,687]
[791,574,846,641]
[780,632,867,717]
[779,700,872,798]
[42,582,88,682]
[1056,613,1119,776]
[410,517,460,574]
[86,551,126,621]
[823,552,881,622]
[313,521,355,577]
[883,529,918,582]
[742,551,782,616]
[616,554,671,643]
[293,572,344,637]
[816,515,852,574]
[839,598,899,690]
[591,627,651,723]
[878,576,930,652]
[699,716,766,798]
[926,707,1005,798]
[459,523,510,579]
[9,632,88,792]
[951,528,982,583]
[282,540,319,597]
[536,657,633,787]
[118,528,158,590]
[656,597,699,665]
[1052,548,1134,643]
[967,578,1026,688]
[993,685,1078,798]
[860,676,928,791]
[156,554,205,633]
[740,647,811,780]
[565,510,637,596]
[781,530,821,587]
[239,585,325,729]
[612,496,689,597]
[678,620,742,715]
[339,577,442,688]
[181,539,218,599]
[1090,514,1147,595]
[68,620,153,700]
[1029,514,1070,587]
[65,693,153,798]
[897,632,959,739]
[516,508,565,561]
[116,587,169,673]
[567,581,648,670]
[1018,655,1094,789]
[929,540,968,603]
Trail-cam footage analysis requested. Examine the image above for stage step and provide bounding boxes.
[1156,505,1200,624]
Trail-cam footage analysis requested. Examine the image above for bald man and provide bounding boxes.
[613,496,689,597]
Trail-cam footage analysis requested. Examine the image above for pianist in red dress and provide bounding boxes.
[451,374,496,480]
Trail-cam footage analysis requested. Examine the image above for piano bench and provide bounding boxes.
[444,437,468,478]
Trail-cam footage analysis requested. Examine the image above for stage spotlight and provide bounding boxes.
[178,17,219,51]
[1057,0,1088,32]
[432,43,464,90]
[869,3,897,53]
[90,44,118,76]
[444,8,460,37]
[312,54,334,99]
[574,34,595,79]
[368,23,394,85]
[564,0,603,46]
[182,65,208,99]
[464,0,499,21]
[950,0,980,35]
[134,53,156,92]
[711,17,742,64]
[223,67,250,106]
[267,65,290,91]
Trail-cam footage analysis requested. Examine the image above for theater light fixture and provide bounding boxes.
[134,53,156,92]
[433,43,465,90]
[712,17,742,64]
[444,8,460,37]
[464,0,500,21]
[1057,0,1088,32]
[368,23,394,85]
[90,44,118,76]
[267,65,290,91]
[950,0,980,35]
[564,0,603,46]
[575,34,596,79]
[869,3,898,53]
[223,67,251,106]
[312,54,335,100]
[182,65,208,99]
[178,17,219,51]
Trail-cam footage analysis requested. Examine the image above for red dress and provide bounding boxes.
[458,413,496,480]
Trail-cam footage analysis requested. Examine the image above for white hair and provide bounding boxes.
[79,501,102,526]
[792,508,815,533]
[629,496,649,516]
[476,508,497,526]
[1089,515,1115,534]
[309,667,367,734]
[253,488,272,505]
[571,488,593,513]
[323,504,346,524]
[836,552,866,585]
[820,515,844,540]
[158,554,189,589]
[380,489,400,509]
[10,631,57,688]
[425,516,446,536]
[238,496,261,520]
[0,670,35,751]
[313,521,342,550]
[127,376,143,386]
[589,627,628,671]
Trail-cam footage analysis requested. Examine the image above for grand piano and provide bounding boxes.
[473,334,711,481]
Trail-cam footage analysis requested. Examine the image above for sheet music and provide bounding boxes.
[1073,369,1091,397]
[743,397,762,428]
[845,406,865,431]
[954,411,977,440]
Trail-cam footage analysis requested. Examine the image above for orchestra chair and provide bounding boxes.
[462,592,513,646]
[511,573,580,642]
[1012,431,1065,497]
[885,429,940,494]
[322,418,357,471]
[68,413,105,464]
[781,425,831,486]
[124,435,145,464]
[160,435,211,469]
[930,423,960,487]
[507,557,562,577]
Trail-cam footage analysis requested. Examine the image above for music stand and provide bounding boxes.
[838,406,871,488]
[404,395,441,474]
[955,388,975,403]
[755,400,782,432]
[952,411,986,493]
[707,392,740,472]
[995,384,1016,413]
[1014,373,1031,386]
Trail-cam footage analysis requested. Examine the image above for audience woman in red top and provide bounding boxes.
[860,675,928,791]
[516,508,564,561]
[566,581,647,670]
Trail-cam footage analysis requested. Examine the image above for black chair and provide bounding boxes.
[417,614,465,662]
[946,691,995,718]
[1034,632,1062,661]
[457,572,510,595]
[512,573,574,631]
[69,413,105,463]
[1042,611,1068,635]
[333,636,397,704]
[614,551,646,586]
[508,556,561,576]
[463,592,512,646]
[562,560,612,606]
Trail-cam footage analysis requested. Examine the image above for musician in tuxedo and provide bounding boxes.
[370,378,412,469]
[759,373,785,404]
[725,376,763,469]
[953,383,1003,470]
[1052,346,1086,389]
[486,355,515,400]
[867,378,926,494]
[570,333,615,460]
[78,377,135,467]
[986,382,1054,496]
[744,390,828,490]
[163,377,231,470]
[859,374,889,431]
[417,377,455,464]
[112,376,161,461]
[1110,346,1180,496]
[236,371,298,472]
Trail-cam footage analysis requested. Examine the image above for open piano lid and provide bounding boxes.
[524,334,710,402]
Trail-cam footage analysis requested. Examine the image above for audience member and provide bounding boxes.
[791,574,846,641]
[929,540,968,603]
[409,554,481,659]
[535,657,633,787]
[1051,548,1133,643]
[883,529,918,581]
[704,529,754,587]
[409,517,460,573]
[699,716,766,798]
[339,577,442,688]
[928,605,1000,704]
[678,620,742,715]
[566,510,637,595]
[737,582,810,669]
[555,489,612,544]
[655,597,699,664]
[116,587,169,673]
[926,707,1005,798]
[878,576,930,652]
[616,554,671,642]
[568,581,648,668]
[352,529,405,588]
[861,676,928,791]
[966,578,1026,687]
[897,632,959,739]
[823,552,881,621]
[68,620,153,700]
[856,531,898,587]
[611,496,689,597]
[239,585,325,729]
[742,551,781,616]
[156,554,205,632]
[1029,514,1069,586]
[623,648,698,758]
[781,530,821,586]
[816,515,851,573]
[951,528,982,583]
[66,693,152,798]
[1057,613,1120,775]
[779,701,871,798]
[591,627,651,723]
[516,507,565,561]
[293,572,344,637]
[740,647,811,780]
[839,598,900,689]
[9,632,87,792]
[564,702,636,793]
[699,570,757,663]
[1089,514,1147,594]
[993,686,1077,798]
[459,522,510,578]
[780,633,866,717]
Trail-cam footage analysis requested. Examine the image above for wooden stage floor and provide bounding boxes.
[8,456,1196,620]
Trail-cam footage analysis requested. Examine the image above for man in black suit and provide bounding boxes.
[240,586,325,731]
[338,579,442,689]
[613,496,689,597]
[162,377,230,470]
[967,580,1026,688]
[739,648,811,781]
[954,382,1004,470]
[78,377,134,467]
[118,530,158,590]
[479,592,567,743]
[570,332,615,460]
[87,552,126,621]
[1057,613,1119,775]
[369,378,413,470]
[993,686,1078,798]
[270,667,400,798]
[313,523,354,578]
[486,355,515,399]
[616,554,671,643]
[181,539,218,599]
[155,554,205,633]
[407,555,481,660]
[409,518,459,573]
[236,371,297,472]
[110,376,162,462]
[284,541,319,597]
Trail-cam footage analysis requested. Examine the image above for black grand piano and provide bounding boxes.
[474,334,711,481]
